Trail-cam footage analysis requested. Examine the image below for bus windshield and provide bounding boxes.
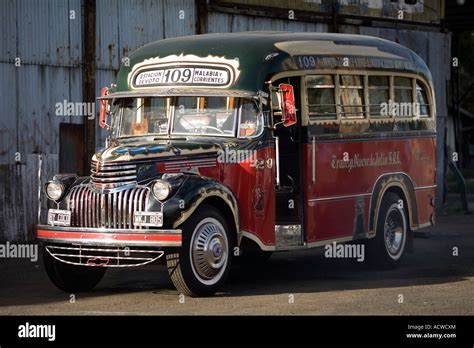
[114,96,261,138]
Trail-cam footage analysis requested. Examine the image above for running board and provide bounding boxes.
[275,225,303,249]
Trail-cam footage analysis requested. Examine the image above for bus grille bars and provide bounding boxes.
[67,186,149,229]
[90,160,137,186]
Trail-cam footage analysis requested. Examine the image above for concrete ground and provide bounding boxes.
[0,211,473,315]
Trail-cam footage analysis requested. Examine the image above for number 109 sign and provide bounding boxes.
[132,66,231,88]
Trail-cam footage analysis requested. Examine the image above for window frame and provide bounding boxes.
[305,71,434,124]
[306,74,338,120]
[337,74,367,119]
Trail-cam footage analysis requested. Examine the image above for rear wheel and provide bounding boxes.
[166,205,233,297]
[43,246,106,292]
[368,192,408,269]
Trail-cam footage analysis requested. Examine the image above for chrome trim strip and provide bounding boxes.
[240,231,275,251]
[414,184,437,190]
[305,236,354,248]
[92,175,137,182]
[37,224,182,234]
[128,188,134,228]
[91,170,136,176]
[414,221,433,230]
[308,192,372,202]
[123,189,129,228]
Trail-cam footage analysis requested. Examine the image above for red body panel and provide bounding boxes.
[303,136,436,243]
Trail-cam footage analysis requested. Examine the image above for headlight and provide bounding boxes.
[45,181,64,201]
[152,180,171,201]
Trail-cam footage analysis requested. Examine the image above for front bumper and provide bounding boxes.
[36,225,182,247]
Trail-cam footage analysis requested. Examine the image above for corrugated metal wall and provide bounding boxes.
[0,0,83,242]
[0,0,450,242]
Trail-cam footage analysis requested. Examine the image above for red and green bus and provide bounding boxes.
[37,32,436,296]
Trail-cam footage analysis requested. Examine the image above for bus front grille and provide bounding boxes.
[90,160,137,187]
[67,186,149,229]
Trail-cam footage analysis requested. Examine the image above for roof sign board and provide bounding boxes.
[128,54,241,89]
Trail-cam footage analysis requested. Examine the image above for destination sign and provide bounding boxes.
[294,55,415,71]
[133,66,231,88]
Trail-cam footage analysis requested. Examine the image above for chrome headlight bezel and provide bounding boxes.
[152,180,171,201]
[45,181,65,201]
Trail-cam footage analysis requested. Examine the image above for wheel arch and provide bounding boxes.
[369,173,418,237]
[171,177,240,245]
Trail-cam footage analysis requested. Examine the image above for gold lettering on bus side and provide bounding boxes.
[330,151,401,172]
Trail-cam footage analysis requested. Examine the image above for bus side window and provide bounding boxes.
[368,76,390,118]
[238,100,262,138]
[416,81,430,117]
[306,75,337,120]
[394,77,413,117]
[339,75,365,119]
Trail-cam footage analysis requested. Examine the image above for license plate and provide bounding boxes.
[133,212,163,227]
[47,209,71,226]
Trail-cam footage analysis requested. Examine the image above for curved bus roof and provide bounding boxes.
[114,32,432,94]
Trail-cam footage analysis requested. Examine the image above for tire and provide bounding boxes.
[368,192,408,269]
[166,205,233,297]
[43,245,106,292]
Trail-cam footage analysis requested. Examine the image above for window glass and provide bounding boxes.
[416,82,430,117]
[172,96,237,136]
[238,100,263,138]
[339,75,365,118]
[368,76,389,117]
[307,75,336,120]
[394,77,413,117]
[119,97,169,136]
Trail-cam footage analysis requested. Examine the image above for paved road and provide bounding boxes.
[0,212,473,315]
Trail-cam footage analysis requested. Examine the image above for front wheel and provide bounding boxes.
[367,192,408,269]
[166,205,233,297]
[43,246,106,292]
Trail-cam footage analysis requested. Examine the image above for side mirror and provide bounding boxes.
[279,83,297,127]
[99,87,109,128]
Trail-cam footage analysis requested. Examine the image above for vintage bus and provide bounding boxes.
[37,32,436,297]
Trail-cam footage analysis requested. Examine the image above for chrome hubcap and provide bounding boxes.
[190,218,228,285]
[384,204,406,258]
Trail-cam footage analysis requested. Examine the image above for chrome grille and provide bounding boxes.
[68,186,149,229]
[45,244,164,267]
[90,160,137,187]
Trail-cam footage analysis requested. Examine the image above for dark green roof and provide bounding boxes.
[115,32,432,93]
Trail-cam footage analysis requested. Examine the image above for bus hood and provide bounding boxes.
[93,139,221,163]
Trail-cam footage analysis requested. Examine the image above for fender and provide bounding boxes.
[162,175,239,239]
[368,172,418,236]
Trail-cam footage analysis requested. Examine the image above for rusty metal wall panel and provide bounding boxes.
[207,12,328,33]
[0,63,17,165]
[163,0,196,38]
[14,0,82,66]
[96,0,165,70]
[214,0,443,23]
[0,0,17,62]
[16,65,84,156]
[96,0,121,70]
[0,164,26,242]
[0,154,57,242]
